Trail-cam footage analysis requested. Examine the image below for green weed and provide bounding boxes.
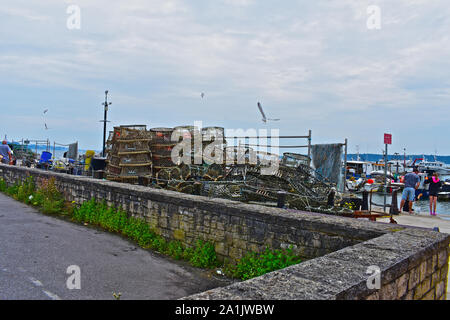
[227,246,302,281]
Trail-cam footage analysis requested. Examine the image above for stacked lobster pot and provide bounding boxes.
[150,127,176,176]
[105,127,122,179]
[282,152,311,168]
[173,125,205,166]
[202,126,226,165]
[106,125,153,183]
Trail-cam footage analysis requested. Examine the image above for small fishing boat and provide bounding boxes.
[437,192,450,201]
[437,182,450,201]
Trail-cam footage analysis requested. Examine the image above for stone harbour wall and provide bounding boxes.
[0,164,448,300]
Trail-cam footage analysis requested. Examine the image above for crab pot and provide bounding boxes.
[119,153,152,166]
[105,125,153,183]
[150,127,174,145]
[224,146,256,165]
[173,125,199,142]
[282,152,311,168]
[202,127,226,163]
[120,165,152,179]
[173,125,200,161]
[152,155,176,172]
[118,140,152,154]
[107,164,121,176]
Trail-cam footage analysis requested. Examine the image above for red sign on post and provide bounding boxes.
[384,133,392,145]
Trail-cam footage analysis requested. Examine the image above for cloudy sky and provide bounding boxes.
[0,0,449,155]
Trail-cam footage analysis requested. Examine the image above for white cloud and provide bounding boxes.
[0,1,449,153]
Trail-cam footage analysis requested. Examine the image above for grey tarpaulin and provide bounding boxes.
[311,144,343,188]
[67,142,78,160]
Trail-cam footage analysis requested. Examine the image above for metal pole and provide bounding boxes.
[101,90,112,157]
[343,138,347,193]
[383,143,388,212]
[307,130,312,166]
[103,105,107,157]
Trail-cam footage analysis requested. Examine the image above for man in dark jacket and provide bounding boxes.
[400,167,420,214]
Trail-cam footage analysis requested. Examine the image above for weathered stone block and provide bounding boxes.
[380,281,397,300]
[403,290,414,300]
[422,289,435,300]
[414,277,431,300]
[173,229,185,241]
[437,248,449,268]
[435,280,446,299]
[425,258,434,277]
[430,270,440,290]
[229,247,243,261]
[396,273,409,299]
[440,263,449,281]
[419,260,427,282]
[365,292,379,300]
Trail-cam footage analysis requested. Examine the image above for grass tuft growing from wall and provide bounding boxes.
[226,247,302,281]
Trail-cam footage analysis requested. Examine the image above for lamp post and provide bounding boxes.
[101,90,112,157]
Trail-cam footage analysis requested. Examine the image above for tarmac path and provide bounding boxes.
[0,193,230,300]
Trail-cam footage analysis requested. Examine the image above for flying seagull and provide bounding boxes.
[257,102,280,123]
[201,93,205,99]
[43,109,48,114]
[44,123,49,130]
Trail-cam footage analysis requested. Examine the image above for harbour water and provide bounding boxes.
[371,191,450,217]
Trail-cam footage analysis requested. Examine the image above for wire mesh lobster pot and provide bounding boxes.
[257,151,280,165]
[173,125,198,141]
[150,128,177,174]
[150,127,174,144]
[105,130,115,154]
[172,125,200,161]
[152,155,176,170]
[118,165,153,184]
[119,124,147,133]
[202,126,225,143]
[106,125,153,183]
[109,155,121,167]
[119,152,152,166]
[282,152,310,168]
[118,140,151,154]
[107,164,121,176]
[224,146,256,165]
[202,127,225,165]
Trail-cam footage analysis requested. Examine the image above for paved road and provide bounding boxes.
[0,193,231,300]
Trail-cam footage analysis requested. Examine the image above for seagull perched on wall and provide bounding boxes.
[257,102,280,123]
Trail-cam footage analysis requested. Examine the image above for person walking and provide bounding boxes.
[0,140,12,164]
[424,172,442,216]
[400,167,420,214]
